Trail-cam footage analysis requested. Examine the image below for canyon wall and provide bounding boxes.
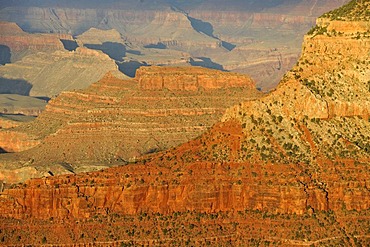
[1,1,370,245]
[0,21,72,61]
[136,66,255,91]
[0,47,121,97]
[0,1,349,91]
[0,0,369,221]
[0,67,261,182]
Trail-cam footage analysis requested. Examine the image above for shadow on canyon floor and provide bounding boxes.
[85,42,126,62]
[116,60,149,77]
[0,78,32,95]
[60,39,79,51]
[187,15,236,51]
[144,42,167,49]
[190,57,225,71]
[0,45,11,65]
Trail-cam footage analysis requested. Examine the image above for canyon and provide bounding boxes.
[0,21,72,66]
[0,0,369,246]
[0,0,349,92]
[0,66,261,183]
[0,0,350,126]
[0,21,123,97]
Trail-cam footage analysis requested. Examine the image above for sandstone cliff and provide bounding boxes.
[0,1,349,91]
[0,66,261,182]
[1,1,369,246]
[136,66,255,91]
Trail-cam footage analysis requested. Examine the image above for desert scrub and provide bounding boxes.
[321,0,370,21]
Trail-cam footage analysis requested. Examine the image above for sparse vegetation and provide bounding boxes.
[321,0,370,21]
[1,2,370,247]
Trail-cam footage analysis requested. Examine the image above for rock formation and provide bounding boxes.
[136,66,256,91]
[0,21,124,97]
[1,1,369,246]
[0,47,122,97]
[76,28,124,45]
[0,66,261,182]
[0,21,72,62]
[75,27,192,77]
[0,1,349,90]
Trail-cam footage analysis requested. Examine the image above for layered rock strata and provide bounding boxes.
[0,21,72,61]
[136,66,256,91]
[0,1,349,90]
[0,1,369,245]
[0,48,121,96]
[0,66,261,182]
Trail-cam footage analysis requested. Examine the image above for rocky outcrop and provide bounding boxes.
[76,28,123,45]
[0,153,309,219]
[0,67,261,182]
[318,18,370,33]
[136,66,255,91]
[0,21,72,61]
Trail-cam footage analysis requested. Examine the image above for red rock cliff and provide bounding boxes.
[136,66,255,91]
[1,2,370,246]
[1,1,369,220]
[0,67,261,182]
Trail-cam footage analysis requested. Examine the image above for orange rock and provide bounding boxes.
[136,66,256,91]
[1,2,370,245]
[0,131,40,152]
[0,66,261,182]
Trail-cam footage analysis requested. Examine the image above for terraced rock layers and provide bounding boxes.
[0,1,369,246]
[0,66,261,182]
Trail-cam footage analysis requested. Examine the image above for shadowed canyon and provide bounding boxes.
[0,0,348,93]
[0,0,349,147]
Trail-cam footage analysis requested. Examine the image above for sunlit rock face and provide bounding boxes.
[0,66,261,182]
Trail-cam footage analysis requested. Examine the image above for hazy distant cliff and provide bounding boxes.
[0,0,349,91]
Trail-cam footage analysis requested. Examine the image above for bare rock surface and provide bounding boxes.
[1,1,370,246]
[0,66,261,182]
[0,1,350,91]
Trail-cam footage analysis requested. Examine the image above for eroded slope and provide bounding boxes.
[0,66,261,183]
[0,1,369,246]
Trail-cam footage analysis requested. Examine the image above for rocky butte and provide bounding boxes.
[0,0,370,246]
[0,66,261,183]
